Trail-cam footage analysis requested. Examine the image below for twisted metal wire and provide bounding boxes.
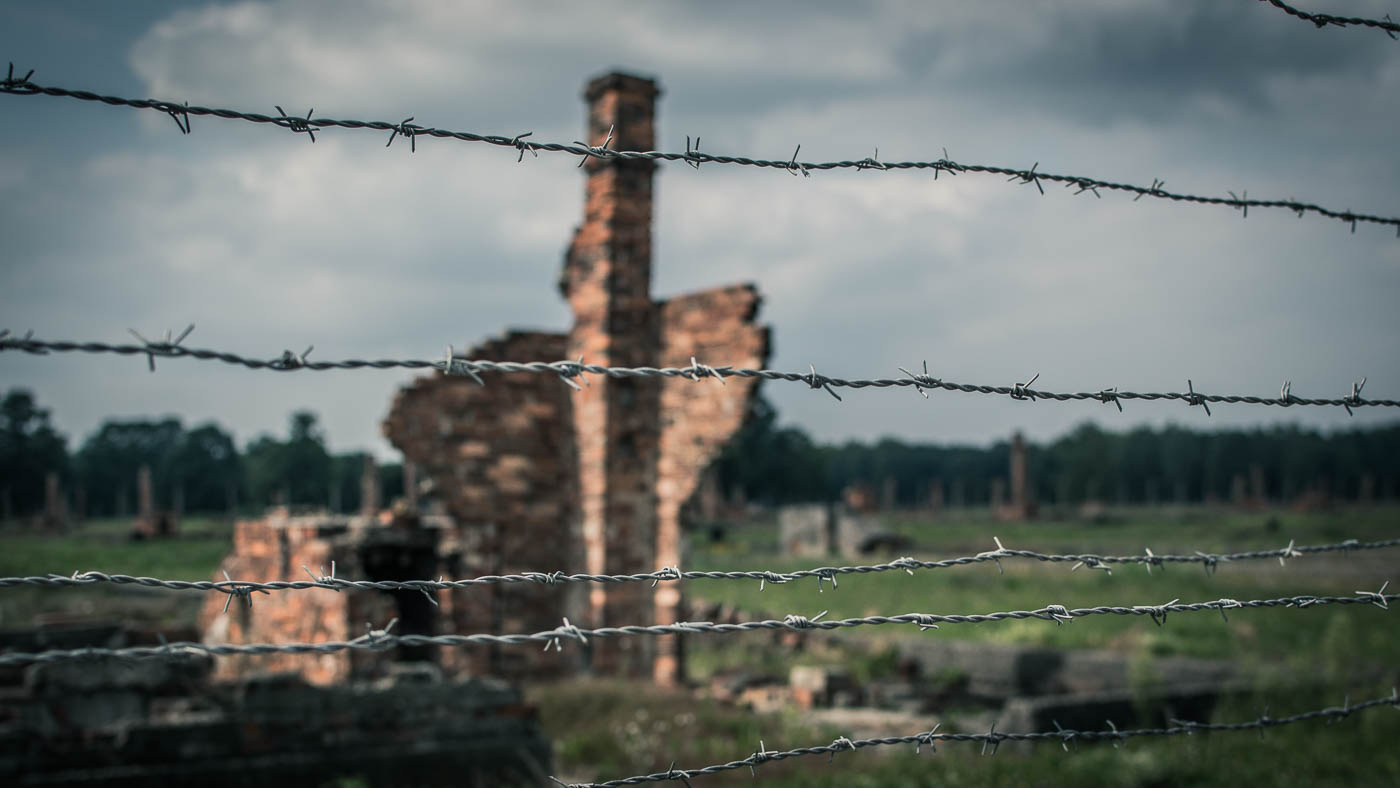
[0,591,1392,668]
[556,690,1400,787]
[1260,0,1400,37]
[4,537,1393,602]
[2,331,1394,413]
[2,65,1398,233]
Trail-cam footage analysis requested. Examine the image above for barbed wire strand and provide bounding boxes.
[0,590,1392,668]
[2,331,1394,414]
[4,537,1394,602]
[2,64,1398,234]
[1260,0,1400,38]
[555,690,1400,787]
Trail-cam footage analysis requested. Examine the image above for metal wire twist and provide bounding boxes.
[1260,0,1400,38]
[3,537,1393,602]
[2,333,1395,414]
[0,591,1392,668]
[553,690,1400,786]
[2,64,1398,233]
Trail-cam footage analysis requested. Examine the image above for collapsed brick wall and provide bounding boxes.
[382,330,584,680]
[205,71,769,688]
[4,642,551,788]
[201,513,399,684]
[653,285,769,684]
[388,71,768,684]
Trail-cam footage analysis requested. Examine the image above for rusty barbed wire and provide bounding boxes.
[1259,0,1400,38]
[3,64,1398,234]
[555,690,1400,787]
[0,590,1391,668]
[2,331,1396,414]
[3,537,1394,602]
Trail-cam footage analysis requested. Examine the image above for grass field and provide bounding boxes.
[0,515,231,628]
[685,506,1399,676]
[1,507,1396,786]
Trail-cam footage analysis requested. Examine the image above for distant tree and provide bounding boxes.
[76,418,183,516]
[0,389,70,517]
[329,452,370,513]
[715,396,828,504]
[167,423,242,512]
[379,462,405,504]
[243,410,332,508]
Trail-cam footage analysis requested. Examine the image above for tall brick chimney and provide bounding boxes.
[563,72,664,677]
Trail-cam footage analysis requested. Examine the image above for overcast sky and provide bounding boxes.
[2,0,1398,458]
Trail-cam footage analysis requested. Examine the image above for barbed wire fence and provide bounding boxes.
[2,537,1395,602]
[4,63,1400,235]
[558,690,1400,787]
[3,35,1400,785]
[1259,0,1400,37]
[0,589,1394,668]
[1,330,1393,414]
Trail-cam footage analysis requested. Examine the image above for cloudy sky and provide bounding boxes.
[1,0,1398,457]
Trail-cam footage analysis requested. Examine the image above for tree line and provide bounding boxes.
[715,397,1400,507]
[0,389,402,520]
[3,387,1397,520]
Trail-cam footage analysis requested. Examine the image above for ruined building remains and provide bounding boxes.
[997,431,1036,521]
[203,72,769,687]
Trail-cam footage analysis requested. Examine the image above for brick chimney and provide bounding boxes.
[563,72,664,677]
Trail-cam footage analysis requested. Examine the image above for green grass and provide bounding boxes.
[531,678,1400,787]
[0,515,232,627]
[685,506,1399,728]
[2,507,1396,786]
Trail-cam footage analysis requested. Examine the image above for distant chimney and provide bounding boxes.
[563,72,665,677]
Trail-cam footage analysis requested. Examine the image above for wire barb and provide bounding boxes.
[512,131,538,162]
[1356,581,1390,610]
[271,346,315,370]
[898,360,940,399]
[1011,372,1040,401]
[1012,162,1044,195]
[1185,379,1211,416]
[1097,387,1123,412]
[2,62,35,91]
[805,363,843,401]
[783,609,829,630]
[543,617,587,652]
[219,570,269,613]
[827,735,856,762]
[360,618,399,648]
[575,124,614,167]
[127,324,195,372]
[1343,376,1367,416]
[977,536,1010,574]
[273,105,317,142]
[684,135,702,170]
[386,117,421,152]
[684,356,729,384]
[442,346,486,386]
[164,101,192,135]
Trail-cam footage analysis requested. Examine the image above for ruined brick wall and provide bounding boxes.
[209,71,769,688]
[200,513,398,685]
[654,285,769,683]
[561,73,664,678]
[384,330,582,680]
